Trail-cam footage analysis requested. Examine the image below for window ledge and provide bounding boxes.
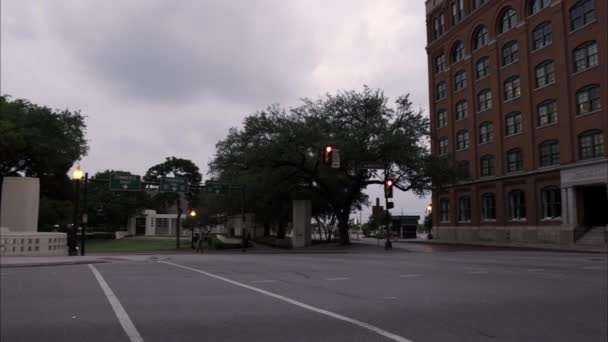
[572,64,599,77]
[456,147,470,152]
[569,20,597,35]
[476,75,489,82]
[537,121,558,129]
[454,87,466,94]
[455,117,468,122]
[541,217,562,222]
[531,42,552,54]
[576,109,602,118]
[458,220,472,224]
[478,141,494,145]
[504,96,521,104]
[501,60,519,69]
[506,170,525,175]
[509,218,527,222]
[440,220,450,224]
[534,81,556,92]
[481,219,497,223]
[477,108,492,114]
[505,132,523,138]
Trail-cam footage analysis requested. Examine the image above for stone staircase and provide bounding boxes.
[576,226,608,245]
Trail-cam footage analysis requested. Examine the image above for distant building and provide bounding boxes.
[426,0,607,245]
[390,215,420,239]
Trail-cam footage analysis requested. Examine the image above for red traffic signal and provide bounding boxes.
[323,145,333,165]
[385,179,394,198]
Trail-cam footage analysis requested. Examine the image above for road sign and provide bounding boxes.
[109,174,141,191]
[205,180,229,195]
[160,177,188,193]
[359,162,385,170]
[331,149,340,169]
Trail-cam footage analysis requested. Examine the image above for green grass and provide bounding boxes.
[86,238,192,254]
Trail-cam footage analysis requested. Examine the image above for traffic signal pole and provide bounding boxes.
[384,167,392,251]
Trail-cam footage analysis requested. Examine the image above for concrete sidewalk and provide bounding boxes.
[394,238,608,253]
[0,255,160,268]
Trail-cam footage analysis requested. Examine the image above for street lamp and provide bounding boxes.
[71,166,88,256]
[426,203,432,214]
[190,209,197,217]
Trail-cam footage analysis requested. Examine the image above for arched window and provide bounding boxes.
[537,100,557,126]
[539,140,560,166]
[476,57,490,79]
[454,70,467,91]
[439,136,449,155]
[479,122,494,144]
[506,148,523,172]
[435,53,446,73]
[473,26,489,49]
[508,190,526,220]
[452,41,465,62]
[436,81,447,100]
[459,196,471,222]
[504,76,521,101]
[529,0,551,15]
[455,100,468,120]
[573,41,598,72]
[541,187,562,219]
[481,192,496,220]
[570,0,595,31]
[502,41,519,66]
[535,60,555,88]
[480,155,495,177]
[437,110,448,127]
[498,8,518,34]
[505,112,522,136]
[477,89,492,111]
[456,129,470,150]
[532,22,552,50]
[578,130,604,159]
[576,85,601,115]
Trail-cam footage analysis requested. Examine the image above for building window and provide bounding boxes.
[481,193,496,220]
[473,0,487,10]
[439,137,449,155]
[474,26,489,50]
[433,14,446,39]
[537,100,558,126]
[529,0,551,15]
[456,129,470,150]
[452,41,465,62]
[576,85,601,115]
[506,148,523,172]
[535,60,555,88]
[504,76,521,101]
[570,0,595,31]
[505,112,522,136]
[573,41,598,72]
[437,110,448,127]
[435,54,446,73]
[480,155,495,177]
[440,198,450,222]
[479,122,493,144]
[502,41,519,66]
[454,70,467,91]
[498,8,518,34]
[508,190,526,220]
[455,100,468,120]
[459,196,471,222]
[539,140,560,166]
[452,0,464,24]
[476,57,489,79]
[579,129,604,160]
[532,22,552,50]
[436,81,447,100]
[477,89,492,111]
[541,187,562,219]
[457,160,470,178]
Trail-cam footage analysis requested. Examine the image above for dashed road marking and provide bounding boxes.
[89,265,143,342]
[251,280,278,283]
[160,261,413,342]
[325,277,350,281]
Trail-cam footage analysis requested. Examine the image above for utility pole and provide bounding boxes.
[176,195,182,249]
[81,173,88,256]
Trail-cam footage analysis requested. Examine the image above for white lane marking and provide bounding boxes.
[527,269,545,272]
[325,277,350,281]
[89,265,143,342]
[251,280,278,283]
[160,261,413,342]
[382,296,398,300]
[399,274,422,278]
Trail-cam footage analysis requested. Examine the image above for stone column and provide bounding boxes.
[1,177,40,232]
[292,200,312,248]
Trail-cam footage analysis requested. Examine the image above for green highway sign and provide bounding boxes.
[109,174,141,191]
[160,177,188,193]
[205,180,229,195]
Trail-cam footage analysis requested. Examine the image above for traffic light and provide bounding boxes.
[323,145,333,165]
[384,179,394,198]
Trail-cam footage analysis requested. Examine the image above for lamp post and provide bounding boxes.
[189,209,197,249]
[72,166,83,256]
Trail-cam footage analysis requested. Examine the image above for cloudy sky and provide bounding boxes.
[1,0,431,220]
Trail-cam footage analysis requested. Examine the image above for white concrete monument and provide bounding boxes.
[292,200,312,248]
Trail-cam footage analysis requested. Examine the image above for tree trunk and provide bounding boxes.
[277,220,286,239]
[337,212,350,245]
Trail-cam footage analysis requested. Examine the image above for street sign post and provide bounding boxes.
[359,162,385,170]
[109,174,142,191]
[160,177,188,193]
[205,180,229,195]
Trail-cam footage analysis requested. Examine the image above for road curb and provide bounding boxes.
[0,259,109,268]
[397,240,608,254]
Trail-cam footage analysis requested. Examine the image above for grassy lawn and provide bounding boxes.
[86,238,192,254]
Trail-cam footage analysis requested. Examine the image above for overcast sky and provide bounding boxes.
[1,0,431,220]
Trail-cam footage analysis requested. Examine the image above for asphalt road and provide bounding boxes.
[2,247,607,342]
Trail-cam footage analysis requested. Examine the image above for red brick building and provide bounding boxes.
[426,0,607,244]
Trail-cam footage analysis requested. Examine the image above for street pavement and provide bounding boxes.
[1,246,607,342]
